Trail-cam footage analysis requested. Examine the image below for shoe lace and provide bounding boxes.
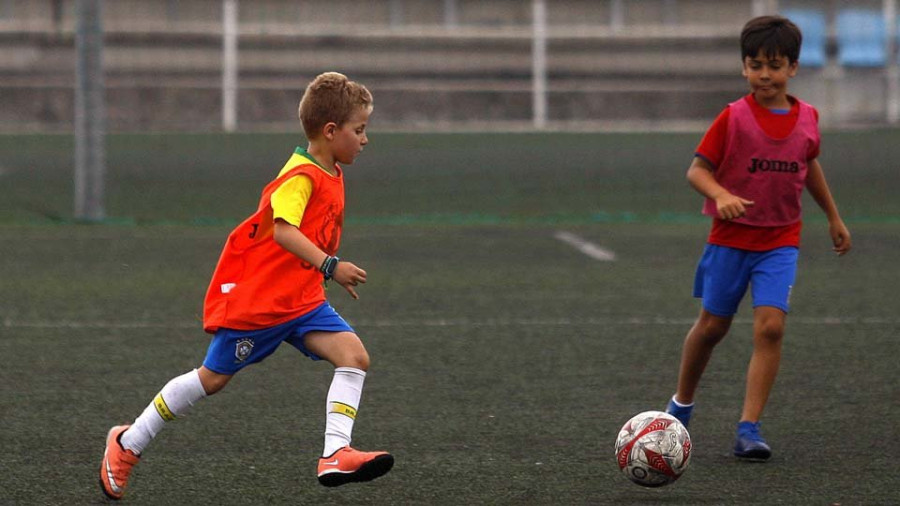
[738,422,764,442]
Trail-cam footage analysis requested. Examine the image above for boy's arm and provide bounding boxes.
[273,220,368,299]
[686,156,755,220]
[805,159,852,256]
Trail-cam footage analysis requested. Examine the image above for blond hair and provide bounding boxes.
[298,72,372,139]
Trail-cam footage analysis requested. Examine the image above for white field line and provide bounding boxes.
[554,231,616,261]
[3,316,898,330]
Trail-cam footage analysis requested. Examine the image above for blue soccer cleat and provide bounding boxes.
[665,396,694,428]
[734,421,772,461]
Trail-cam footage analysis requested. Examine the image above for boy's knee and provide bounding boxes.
[704,320,731,339]
[754,307,786,343]
[198,367,232,395]
[333,334,370,370]
[202,377,229,396]
[344,349,370,371]
[756,320,784,343]
[697,312,732,340]
[325,340,370,370]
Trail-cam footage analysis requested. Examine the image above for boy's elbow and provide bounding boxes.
[272,229,284,248]
[686,166,700,185]
[272,220,292,247]
[686,159,712,184]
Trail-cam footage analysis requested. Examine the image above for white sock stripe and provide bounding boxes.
[671,395,694,408]
[334,366,366,377]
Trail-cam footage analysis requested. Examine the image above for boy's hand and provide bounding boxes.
[333,261,367,299]
[829,220,852,256]
[715,193,755,220]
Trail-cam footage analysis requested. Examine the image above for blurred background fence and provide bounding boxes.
[1,0,898,132]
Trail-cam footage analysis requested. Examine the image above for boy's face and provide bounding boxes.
[741,50,798,104]
[330,106,371,165]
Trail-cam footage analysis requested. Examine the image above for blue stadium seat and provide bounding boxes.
[836,9,887,67]
[782,9,827,67]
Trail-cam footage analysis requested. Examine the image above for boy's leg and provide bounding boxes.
[101,368,215,500]
[740,305,785,422]
[733,307,783,461]
[668,309,732,427]
[734,247,795,460]
[119,367,227,455]
[735,307,780,463]
[303,330,393,486]
[674,308,732,406]
[100,322,263,500]
[304,331,370,455]
[742,247,795,423]
[669,244,747,427]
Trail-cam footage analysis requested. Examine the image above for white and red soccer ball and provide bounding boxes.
[615,410,692,487]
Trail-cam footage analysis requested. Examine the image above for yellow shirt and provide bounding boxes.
[271,173,313,226]
[270,149,333,226]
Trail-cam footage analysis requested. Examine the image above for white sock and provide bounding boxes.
[120,369,207,455]
[671,395,694,408]
[322,367,366,457]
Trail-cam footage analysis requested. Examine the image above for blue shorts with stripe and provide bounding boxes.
[693,244,799,317]
[202,301,355,375]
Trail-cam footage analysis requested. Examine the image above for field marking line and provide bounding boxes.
[3,316,898,330]
[554,231,616,261]
[1,319,196,329]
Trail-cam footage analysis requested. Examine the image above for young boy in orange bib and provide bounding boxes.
[99,72,393,500]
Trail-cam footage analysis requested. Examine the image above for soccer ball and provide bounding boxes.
[614,410,692,487]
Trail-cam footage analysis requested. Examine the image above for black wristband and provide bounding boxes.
[320,255,340,280]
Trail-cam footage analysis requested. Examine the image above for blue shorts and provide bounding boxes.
[202,301,355,375]
[693,244,798,317]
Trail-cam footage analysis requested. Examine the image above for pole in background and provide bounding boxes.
[610,0,624,31]
[222,0,238,132]
[752,0,779,17]
[532,0,547,130]
[74,0,105,221]
[444,0,458,28]
[389,0,403,27]
[885,0,899,124]
[663,0,678,26]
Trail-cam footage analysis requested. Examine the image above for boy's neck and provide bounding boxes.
[752,91,793,111]
[304,145,337,176]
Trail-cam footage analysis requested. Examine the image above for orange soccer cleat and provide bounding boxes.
[99,425,140,500]
[317,446,394,487]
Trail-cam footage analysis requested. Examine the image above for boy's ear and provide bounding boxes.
[788,60,799,77]
[322,121,338,140]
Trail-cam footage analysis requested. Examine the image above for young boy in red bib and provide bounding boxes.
[99,72,393,500]
[664,16,852,460]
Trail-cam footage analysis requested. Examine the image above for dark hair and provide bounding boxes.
[741,16,802,64]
